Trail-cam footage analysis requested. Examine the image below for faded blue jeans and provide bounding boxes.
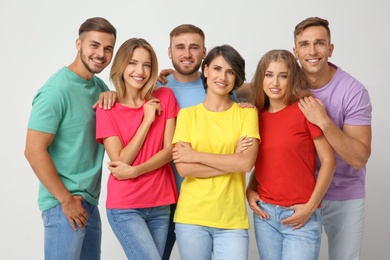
[107,206,170,260]
[175,223,249,260]
[42,200,101,260]
[253,200,322,260]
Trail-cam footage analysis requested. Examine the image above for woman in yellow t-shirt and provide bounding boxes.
[172,45,260,260]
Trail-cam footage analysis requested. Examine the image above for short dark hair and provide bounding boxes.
[169,24,205,45]
[79,17,116,39]
[294,17,331,43]
[201,45,245,92]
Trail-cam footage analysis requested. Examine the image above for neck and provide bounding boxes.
[305,64,336,89]
[173,71,201,83]
[203,94,233,112]
[67,56,94,81]
[268,100,287,113]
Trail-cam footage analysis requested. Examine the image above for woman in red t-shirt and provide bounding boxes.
[246,50,335,260]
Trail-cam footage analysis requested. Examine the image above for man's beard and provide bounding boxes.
[172,59,202,76]
[80,49,105,74]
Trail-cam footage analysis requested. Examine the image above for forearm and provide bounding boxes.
[26,151,72,204]
[116,121,152,164]
[306,161,335,212]
[175,162,227,178]
[320,120,371,169]
[135,147,173,176]
[246,170,258,193]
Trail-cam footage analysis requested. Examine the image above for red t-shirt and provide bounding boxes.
[96,87,179,209]
[255,102,323,207]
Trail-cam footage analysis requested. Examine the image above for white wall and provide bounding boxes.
[1,0,389,259]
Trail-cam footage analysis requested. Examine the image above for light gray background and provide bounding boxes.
[1,0,388,259]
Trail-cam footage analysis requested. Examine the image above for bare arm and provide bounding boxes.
[24,129,88,230]
[103,98,162,165]
[299,96,371,169]
[173,138,259,177]
[108,118,176,180]
[281,135,336,229]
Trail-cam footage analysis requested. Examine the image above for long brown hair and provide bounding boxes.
[252,49,312,111]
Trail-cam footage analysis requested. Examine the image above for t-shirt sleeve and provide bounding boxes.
[172,108,191,145]
[305,119,323,140]
[28,87,64,134]
[96,107,117,144]
[242,108,260,141]
[344,86,372,125]
[164,87,180,119]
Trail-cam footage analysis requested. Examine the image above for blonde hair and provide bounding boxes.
[110,38,158,100]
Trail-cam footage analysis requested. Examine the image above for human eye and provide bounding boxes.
[265,73,273,78]
[105,47,113,53]
[227,70,235,75]
[279,74,288,79]
[144,63,152,68]
[128,60,136,65]
[190,46,199,50]
[213,66,222,71]
[299,42,308,48]
[316,40,325,46]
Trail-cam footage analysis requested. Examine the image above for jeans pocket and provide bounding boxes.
[41,209,50,226]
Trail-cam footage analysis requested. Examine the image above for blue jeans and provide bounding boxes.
[42,200,101,260]
[107,206,170,260]
[175,223,249,260]
[322,199,365,260]
[254,201,322,260]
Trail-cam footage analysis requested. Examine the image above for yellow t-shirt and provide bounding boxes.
[173,102,259,229]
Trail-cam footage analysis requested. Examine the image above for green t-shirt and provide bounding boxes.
[28,67,108,211]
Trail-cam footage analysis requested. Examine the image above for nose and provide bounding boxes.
[184,48,192,58]
[135,64,144,74]
[308,43,317,55]
[272,76,279,86]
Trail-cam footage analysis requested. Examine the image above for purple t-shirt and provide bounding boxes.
[310,63,372,201]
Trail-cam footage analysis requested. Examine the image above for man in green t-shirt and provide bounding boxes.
[24,17,116,260]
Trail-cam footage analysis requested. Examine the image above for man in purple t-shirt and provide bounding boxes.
[295,17,372,260]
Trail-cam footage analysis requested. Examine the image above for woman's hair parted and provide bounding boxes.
[252,49,312,111]
[110,38,158,100]
[201,44,245,92]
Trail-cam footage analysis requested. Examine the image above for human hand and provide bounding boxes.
[108,161,139,180]
[246,190,269,219]
[281,203,313,230]
[61,195,88,231]
[298,96,329,128]
[92,91,117,110]
[157,68,175,85]
[235,135,253,153]
[143,98,162,124]
[172,141,196,163]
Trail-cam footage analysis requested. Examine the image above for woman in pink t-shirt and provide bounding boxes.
[96,38,179,259]
[246,50,336,260]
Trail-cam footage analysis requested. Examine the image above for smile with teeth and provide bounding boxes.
[269,88,281,94]
[307,58,320,63]
[132,76,144,81]
[215,82,227,88]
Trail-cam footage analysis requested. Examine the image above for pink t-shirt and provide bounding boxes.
[96,87,180,209]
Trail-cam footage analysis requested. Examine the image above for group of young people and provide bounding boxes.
[25,16,372,260]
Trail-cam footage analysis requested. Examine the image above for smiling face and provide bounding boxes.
[168,33,206,79]
[77,31,115,77]
[293,26,334,77]
[203,55,236,96]
[123,47,151,91]
[263,61,289,105]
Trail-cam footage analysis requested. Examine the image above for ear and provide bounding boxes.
[202,47,207,59]
[168,47,172,59]
[293,47,298,60]
[203,64,209,77]
[328,43,334,58]
[76,38,81,52]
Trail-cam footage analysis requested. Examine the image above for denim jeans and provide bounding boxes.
[107,205,170,260]
[175,223,249,260]
[254,201,322,260]
[322,199,365,260]
[42,200,101,260]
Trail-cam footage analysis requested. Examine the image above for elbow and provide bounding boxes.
[351,158,369,170]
